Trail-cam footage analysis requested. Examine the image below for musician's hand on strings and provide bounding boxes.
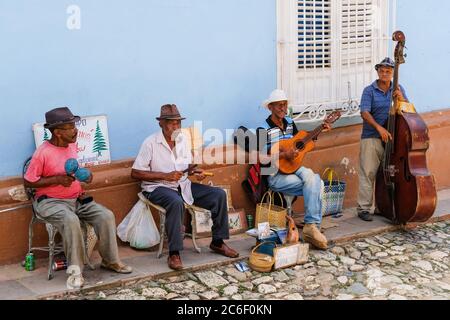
[322,123,332,133]
[377,126,393,143]
[193,169,206,182]
[282,149,299,161]
[393,88,405,102]
[166,171,183,182]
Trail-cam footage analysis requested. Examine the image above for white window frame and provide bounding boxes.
[277,0,397,123]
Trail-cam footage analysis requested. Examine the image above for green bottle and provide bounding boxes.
[25,252,35,271]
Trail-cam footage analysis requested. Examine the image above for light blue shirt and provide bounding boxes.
[360,81,408,139]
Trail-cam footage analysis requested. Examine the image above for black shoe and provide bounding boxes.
[358,211,373,221]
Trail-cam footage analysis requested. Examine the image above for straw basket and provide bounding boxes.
[248,242,276,272]
[321,168,346,216]
[255,191,287,228]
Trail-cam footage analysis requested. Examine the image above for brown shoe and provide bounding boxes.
[168,254,183,271]
[209,242,239,258]
[101,261,133,274]
[302,224,328,250]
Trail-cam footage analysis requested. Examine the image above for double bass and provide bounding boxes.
[375,31,437,224]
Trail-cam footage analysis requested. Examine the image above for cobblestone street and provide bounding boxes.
[58,221,450,300]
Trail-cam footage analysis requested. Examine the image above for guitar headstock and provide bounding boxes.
[393,30,406,65]
[324,111,341,125]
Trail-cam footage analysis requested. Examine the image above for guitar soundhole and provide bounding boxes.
[296,142,305,150]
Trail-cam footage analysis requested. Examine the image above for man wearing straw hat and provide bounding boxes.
[259,89,330,250]
[131,104,239,270]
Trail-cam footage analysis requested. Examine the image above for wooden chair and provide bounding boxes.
[138,192,202,258]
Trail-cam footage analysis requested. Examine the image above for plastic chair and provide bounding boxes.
[138,192,201,258]
[283,194,296,217]
[266,189,301,217]
[23,157,94,280]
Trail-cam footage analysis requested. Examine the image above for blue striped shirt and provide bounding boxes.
[263,116,298,151]
[360,81,408,139]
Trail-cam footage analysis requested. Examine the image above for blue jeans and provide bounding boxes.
[267,167,323,225]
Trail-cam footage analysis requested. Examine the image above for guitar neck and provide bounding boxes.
[391,64,400,115]
[302,124,324,145]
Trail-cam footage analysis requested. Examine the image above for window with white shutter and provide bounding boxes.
[341,0,373,66]
[298,0,332,69]
[278,0,394,122]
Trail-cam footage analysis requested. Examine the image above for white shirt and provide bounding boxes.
[132,130,194,205]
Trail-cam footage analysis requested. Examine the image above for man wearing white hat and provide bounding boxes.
[260,89,329,250]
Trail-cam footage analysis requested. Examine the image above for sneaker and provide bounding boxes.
[66,266,84,290]
[100,261,133,274]
[358,211,373,222]
[302,224,328,250]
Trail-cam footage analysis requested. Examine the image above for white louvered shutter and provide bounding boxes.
[278,0,392,121]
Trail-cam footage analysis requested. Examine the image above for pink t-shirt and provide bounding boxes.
[24,141,83,199]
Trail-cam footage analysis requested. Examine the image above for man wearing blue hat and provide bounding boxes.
[357,58,409,221]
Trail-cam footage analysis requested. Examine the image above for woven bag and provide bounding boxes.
[83,223,97,258]
[255,191,287,228]
[248,242,275,272]
[321,168,346,216]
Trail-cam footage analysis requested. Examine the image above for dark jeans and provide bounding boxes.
[144,183,229,252]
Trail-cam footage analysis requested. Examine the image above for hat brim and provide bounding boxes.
[156,116,186,121]
[263,98,288,109]
[44,116,81,129]
[375,64,394,71]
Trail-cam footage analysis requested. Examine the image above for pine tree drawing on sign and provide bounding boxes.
[92,120,108,156]
[43,129,50,141]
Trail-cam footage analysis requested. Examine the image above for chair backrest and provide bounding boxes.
[22,156,36,201]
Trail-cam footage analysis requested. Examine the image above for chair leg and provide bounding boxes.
[47,225,57,280]
[187,208,201,254]
[157,211,165,259]
[284,195,295,217]
[28,217,34,254]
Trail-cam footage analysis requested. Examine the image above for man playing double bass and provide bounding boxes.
[357,58,409,222]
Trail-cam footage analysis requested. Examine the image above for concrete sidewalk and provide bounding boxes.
[1,189,449,300]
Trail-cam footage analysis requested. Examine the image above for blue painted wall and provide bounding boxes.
[0,0,276,177]
[396,0,450,112]
[1,0,449,178]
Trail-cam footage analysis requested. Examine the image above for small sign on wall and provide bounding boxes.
[32,114,111,167]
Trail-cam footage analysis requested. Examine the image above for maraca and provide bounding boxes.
[64,158,91,182]
[74,168,92,182]
[64,158,79,175]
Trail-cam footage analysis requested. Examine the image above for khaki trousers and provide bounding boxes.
[33,198,120,272]
[357,138,384,213]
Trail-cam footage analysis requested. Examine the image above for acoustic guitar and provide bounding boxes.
[271,111,341,174]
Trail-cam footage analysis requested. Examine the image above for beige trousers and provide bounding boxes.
[357,138,385,213]
[33,198,121,272]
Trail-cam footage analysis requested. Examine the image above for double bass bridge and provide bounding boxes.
[386,165,399,177]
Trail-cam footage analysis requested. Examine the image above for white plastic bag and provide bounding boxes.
[117,199,160,249]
